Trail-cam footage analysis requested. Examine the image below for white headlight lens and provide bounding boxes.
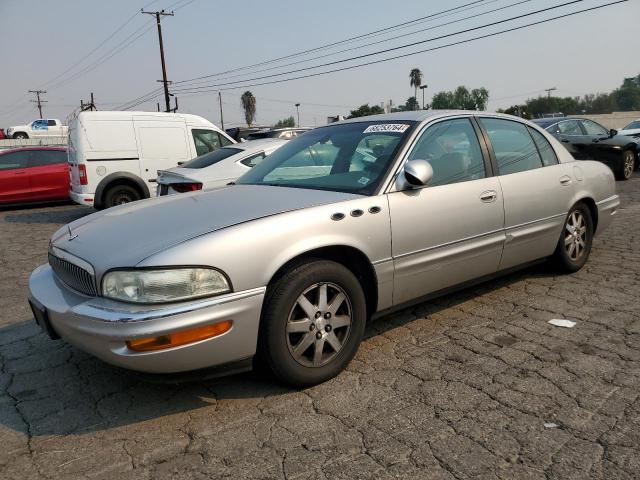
[102,268,230,303]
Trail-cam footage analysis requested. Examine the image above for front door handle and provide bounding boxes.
[559,175,572,186]
[480,190,497,203]
[560,138,570,143]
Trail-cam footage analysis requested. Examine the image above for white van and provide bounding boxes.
[68,111,235,209]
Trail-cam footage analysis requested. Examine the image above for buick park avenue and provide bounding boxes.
[29,111,619,386]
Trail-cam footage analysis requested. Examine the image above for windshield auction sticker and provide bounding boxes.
[363,124,411,133]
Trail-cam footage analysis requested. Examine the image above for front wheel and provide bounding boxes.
[13,132,28,139]
[616,150,635,180]
[259,260,366,387]
[550,203,594,273]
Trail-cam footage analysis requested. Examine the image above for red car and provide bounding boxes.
[0,147,69,205]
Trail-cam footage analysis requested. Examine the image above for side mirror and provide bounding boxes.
[609,129,617,138]
[403,159,433,187]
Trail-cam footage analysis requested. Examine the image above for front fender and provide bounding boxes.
[138,195,393,293]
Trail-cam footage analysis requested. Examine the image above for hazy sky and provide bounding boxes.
[0,0,637,128]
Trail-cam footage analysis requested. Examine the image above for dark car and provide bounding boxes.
[532,117,638,180]
[0,147,69,205]
[245,127,310,141]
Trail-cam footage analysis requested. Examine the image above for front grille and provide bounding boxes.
[48,253,97,296]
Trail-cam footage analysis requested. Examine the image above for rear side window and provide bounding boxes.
[181,147,243,169]
[240,152,266,167]
[29,150,67,167]
[480,118,543,175]
[0,151,30,170]
[192,129,221,156]
[528,128,558,166]
[218,133,234,147]
[47,120,57,127]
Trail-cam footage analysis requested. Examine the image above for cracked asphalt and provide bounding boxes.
[1,175,639,480]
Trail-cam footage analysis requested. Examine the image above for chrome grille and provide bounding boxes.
[48,253,97,296]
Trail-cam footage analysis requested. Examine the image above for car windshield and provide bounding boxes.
[180,147,243,169]
[623,120,640,130]
[236,121,416,195]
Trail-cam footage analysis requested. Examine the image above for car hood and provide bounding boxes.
[51,185,361,273]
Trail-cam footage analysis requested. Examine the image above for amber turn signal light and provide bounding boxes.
[126,320,233,352]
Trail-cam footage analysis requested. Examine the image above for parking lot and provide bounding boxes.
[0,175,638,480]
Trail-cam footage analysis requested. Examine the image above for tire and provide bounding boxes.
[615,150,635,180]
[550,203,594,273]
[13,132,28,139]
[259,260,366,387]
[103,184,141,208]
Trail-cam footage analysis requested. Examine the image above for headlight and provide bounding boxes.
[101,268,231,303]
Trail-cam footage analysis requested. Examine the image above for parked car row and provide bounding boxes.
[532,117,639,180]
[29,111,620,386]
[0,147,69,204]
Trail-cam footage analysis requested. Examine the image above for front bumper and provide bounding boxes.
[28,264,265,374]
[70,190,95,207]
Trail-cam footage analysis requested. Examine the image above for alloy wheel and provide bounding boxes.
[286,282,352,367]
[564,210,587,261]
[623,151,634,179]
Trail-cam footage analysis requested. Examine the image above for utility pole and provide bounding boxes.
[295,103,301,127]
[419,85,428,109]
[29,90,47,118]
[218,92,225,130]
[142,9,174,112]
[544,87,557,99]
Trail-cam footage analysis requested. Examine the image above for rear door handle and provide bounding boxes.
[480,190,497,202]
[559,175,572,186]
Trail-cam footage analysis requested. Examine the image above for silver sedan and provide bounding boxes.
[28,111,619,386]
[156,138,287,195]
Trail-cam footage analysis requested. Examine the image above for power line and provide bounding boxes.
[172,0,491,87]
[172,1,627,94]
[171,0,588,93]
[114,1,493,110]
[39,1,159,90]
[176,0,529,89]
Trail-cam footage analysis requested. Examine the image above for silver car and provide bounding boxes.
[28,111,619,386]
[156,138,287,195]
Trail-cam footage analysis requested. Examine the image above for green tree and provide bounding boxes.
[273,116,295,128]
[240,91,257,126]
[348,103,384,118]
[409,68,423,110]
[613,77,640,111]
[430,86,489,110]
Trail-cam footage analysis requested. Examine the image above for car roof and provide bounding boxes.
[0,146,67,154]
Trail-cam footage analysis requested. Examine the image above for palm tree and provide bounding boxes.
[409,68,423,110]
[241,91,256,126]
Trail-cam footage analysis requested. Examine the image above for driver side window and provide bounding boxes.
[581,120,608,136]
[408,118,486,187]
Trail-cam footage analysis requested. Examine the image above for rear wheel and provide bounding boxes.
[259,260,366,387]
[616,150,635,180]
[551,203,593,273]
[103,184,141,208]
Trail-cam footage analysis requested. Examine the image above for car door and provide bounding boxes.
[47,119,62,136]
[551,119,591,159]
[580,119,619,164]
[30,119,49,137]
[0,150,31,203]
[135,120,190,185]
[388,117,505,305]
[28,150,69,201]
[478,118,575,270]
